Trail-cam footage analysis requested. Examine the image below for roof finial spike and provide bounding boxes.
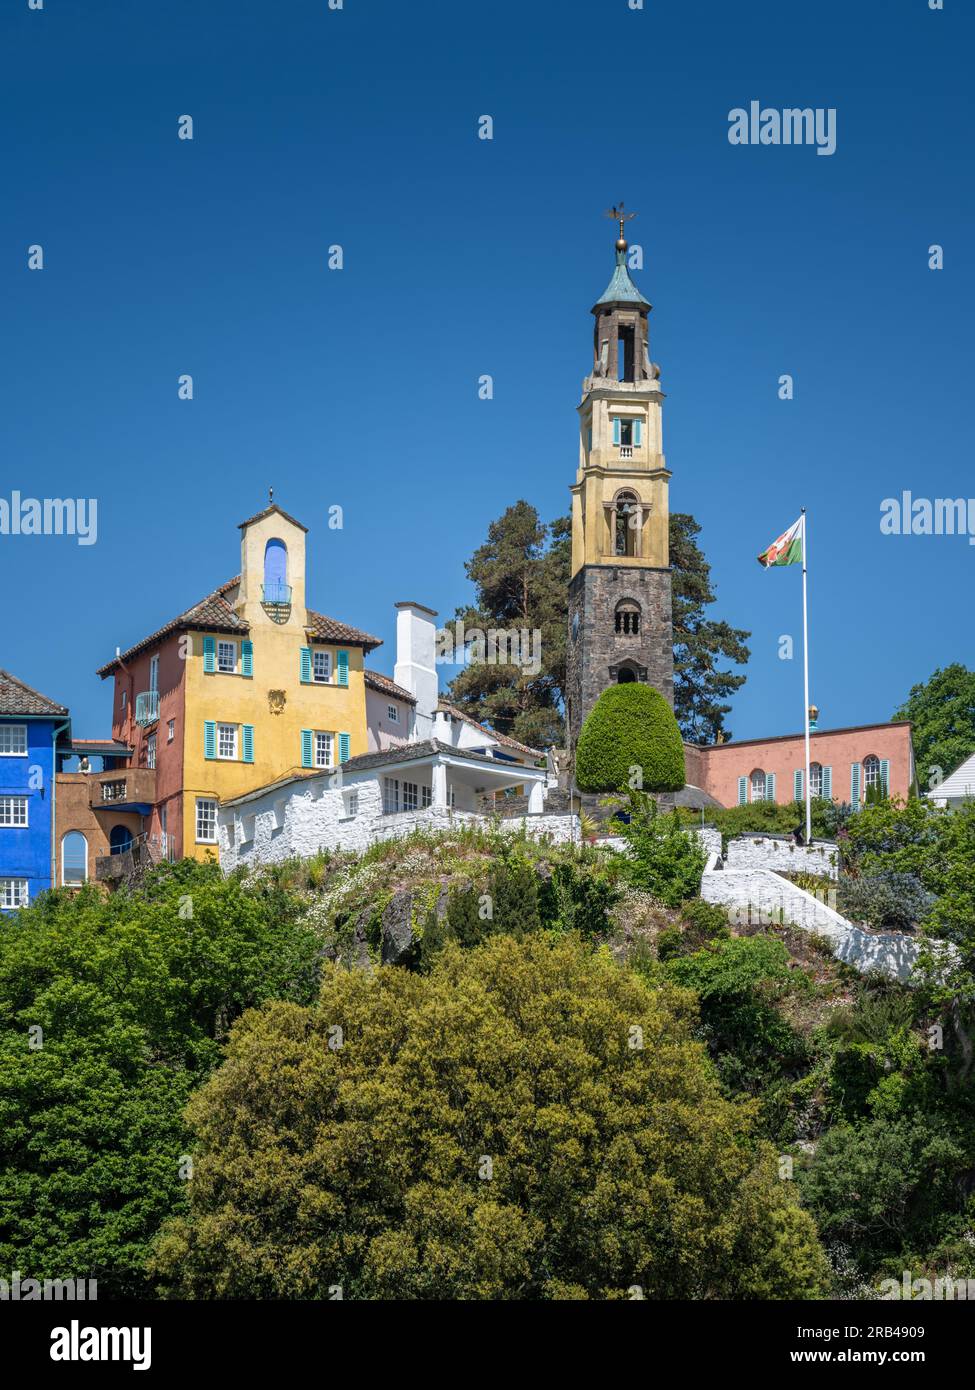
[604,201,637,254]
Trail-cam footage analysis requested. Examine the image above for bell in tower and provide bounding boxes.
[565,205,675,757]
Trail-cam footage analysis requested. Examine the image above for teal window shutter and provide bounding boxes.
[241,640,254,678]
[765,772,776,802]
[336,650,349,687]
[851,762,861,807]
[300,730,313,768]
[794,769,803,801]
[300,647,312,683]
[822,765,832,800]
[339,732,350,764]
[204,720,216,760]
[880,759,890,794]
[634,419,643,447]
[612,418,621,446]
[737,775,748,806]
[203,636,216,673]
[242,724,254,763]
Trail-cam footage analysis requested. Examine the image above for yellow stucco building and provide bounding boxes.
[98,501,380,861]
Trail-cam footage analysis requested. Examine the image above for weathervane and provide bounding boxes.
[605,201,637,251]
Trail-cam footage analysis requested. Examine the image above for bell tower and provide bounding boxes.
[566,206,674,754]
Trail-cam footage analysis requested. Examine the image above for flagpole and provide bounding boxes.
[801,509,812,845]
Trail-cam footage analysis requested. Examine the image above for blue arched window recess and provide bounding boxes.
[263,539,290,606]
[109,825,133,856]
[62,831,88,885]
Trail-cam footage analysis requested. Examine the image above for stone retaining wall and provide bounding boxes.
[723,835,839,879]
[700,866,949,983]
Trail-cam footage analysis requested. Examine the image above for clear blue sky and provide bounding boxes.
[1,0,971,742]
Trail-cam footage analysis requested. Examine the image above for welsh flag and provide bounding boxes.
[757,514,804,568]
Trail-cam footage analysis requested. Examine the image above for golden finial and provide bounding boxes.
[605,201,637,252]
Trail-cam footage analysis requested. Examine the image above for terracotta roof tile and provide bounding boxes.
[238,503,308,533]
[364,669,417,704]
[0,669,69,717]
[96,579,246,677]
[305,610,382,651]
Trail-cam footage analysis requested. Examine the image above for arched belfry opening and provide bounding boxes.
[262,537,291,621]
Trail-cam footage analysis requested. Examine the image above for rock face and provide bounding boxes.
[381,891,417,966]
[379,885,451,966]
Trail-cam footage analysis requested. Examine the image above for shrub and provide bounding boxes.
[575,684,685,793]
[152,934,829,1299]
[612,791,706,906]
[799,1114,969,1266]
[837,872,935,931]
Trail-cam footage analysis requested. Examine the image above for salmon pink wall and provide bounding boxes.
[695,722,915,808]
[107,635,186,853]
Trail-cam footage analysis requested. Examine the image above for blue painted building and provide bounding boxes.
[0,670,71,911]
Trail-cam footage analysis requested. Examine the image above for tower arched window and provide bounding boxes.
[614,491,639,557]
[614,600,641,636]
[263,538,289,606]
[809,762,823,797]
[750,768,767,803]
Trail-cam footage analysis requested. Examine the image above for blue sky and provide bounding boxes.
[1,0,971,743]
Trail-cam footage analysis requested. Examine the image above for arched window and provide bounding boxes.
[61,831,88,886]
[809,762,823,797]
[863,754,881,790]
[750,768,766,803]
[110,825,133,856]
[614,600,641,636]
[263,538,289,605]
[614,492,639,557]
[617,667,637,684]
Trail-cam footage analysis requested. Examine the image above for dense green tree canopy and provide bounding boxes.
[670,513,751,743]
[152,934,828,1300]
[892,663,975,792]
[447,501,569,750]
[0,864,321,1295]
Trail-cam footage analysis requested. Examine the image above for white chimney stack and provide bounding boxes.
[394,602,439,740]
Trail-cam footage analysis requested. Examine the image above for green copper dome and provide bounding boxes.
[593,248,651,310]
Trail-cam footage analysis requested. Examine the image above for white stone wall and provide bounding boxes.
[700,867,951,983]
[220,785,583,872]
[724,835,839,880]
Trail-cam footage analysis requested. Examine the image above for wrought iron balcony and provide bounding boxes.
[134,690,160,726]
[262,582,292,606]
[262,581,292,624]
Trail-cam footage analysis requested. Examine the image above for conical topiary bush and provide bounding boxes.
[575,683,685,793]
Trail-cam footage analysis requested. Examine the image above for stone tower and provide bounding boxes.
[565,211,674,757]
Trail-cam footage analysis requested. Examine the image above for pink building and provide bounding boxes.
[686,720,916,809]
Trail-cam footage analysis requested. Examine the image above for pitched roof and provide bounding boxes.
[593,249,651,310]
[238,503,308,533]
[96,579,247,677]
[342,738,541,776]
[306,610,382,651]
[364,669,416,704]
[436,700,543,759]
[0,669,69,717]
